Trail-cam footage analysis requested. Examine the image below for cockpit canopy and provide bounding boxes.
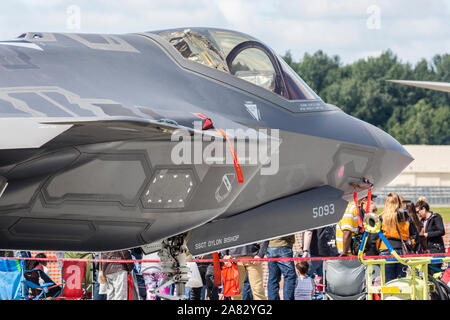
[151,28,320,101]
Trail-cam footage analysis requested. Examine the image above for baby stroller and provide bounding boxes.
[22,260,62,300]
[322,259,366,300]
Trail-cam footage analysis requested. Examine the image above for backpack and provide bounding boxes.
[319,225,338,257]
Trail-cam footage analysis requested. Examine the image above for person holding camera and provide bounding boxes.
[336,194,379,257]
[400,197,424,253]
[377,193,416,282]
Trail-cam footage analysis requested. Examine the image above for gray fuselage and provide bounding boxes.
[0,29,413,252]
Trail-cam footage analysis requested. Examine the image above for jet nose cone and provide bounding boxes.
[366,122,413,158]
[364,122,414,187]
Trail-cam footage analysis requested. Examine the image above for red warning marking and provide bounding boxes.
[216,128,244,184]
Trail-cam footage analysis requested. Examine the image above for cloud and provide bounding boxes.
[0,0,448,64]
[17,0,64,7]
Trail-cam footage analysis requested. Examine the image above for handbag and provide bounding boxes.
[395,224,413,255]
[186,262,203,288]
[221,263,239,297]
[99,282,108,295]
[98,263,107,285]
[97,262,108,295]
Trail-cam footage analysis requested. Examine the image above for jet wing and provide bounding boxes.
[0,118,73,150]
[388,80,450,93]
[0,116,218,151]
[0,115,228,170]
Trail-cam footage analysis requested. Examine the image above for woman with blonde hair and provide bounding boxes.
[377,193,416,282]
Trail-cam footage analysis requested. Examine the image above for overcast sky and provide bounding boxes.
[1,0,449,65]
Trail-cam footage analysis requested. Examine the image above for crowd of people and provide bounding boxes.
[0,195,447,300]
[336,194,447,281]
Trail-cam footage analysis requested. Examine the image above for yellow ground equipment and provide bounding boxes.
[358,213,450,300]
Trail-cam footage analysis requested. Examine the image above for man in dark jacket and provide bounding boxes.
[223,241,268,300]
[101,250,134,300]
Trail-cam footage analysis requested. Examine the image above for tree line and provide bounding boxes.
[282,50,450,145]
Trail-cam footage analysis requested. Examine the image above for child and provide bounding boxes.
[34,253,49,274]
[25,253,49,286]
[25,253,62,298]
[141,252,170,300]
[294,261,315,300]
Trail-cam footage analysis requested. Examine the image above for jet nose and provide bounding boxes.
[363,122,414,188]
[366,122,414,157]
[365,122,412,158]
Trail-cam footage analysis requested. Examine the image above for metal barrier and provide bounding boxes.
[374,186,450,206]
[2,250,449,300]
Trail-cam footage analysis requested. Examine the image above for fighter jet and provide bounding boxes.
[387,80,450,93]
[0,28,413,294]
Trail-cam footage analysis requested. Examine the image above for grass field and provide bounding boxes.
[437,207,450,223]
